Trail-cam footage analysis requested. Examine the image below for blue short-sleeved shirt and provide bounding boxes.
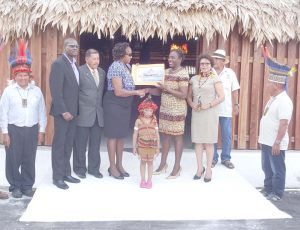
[106,61,135,91]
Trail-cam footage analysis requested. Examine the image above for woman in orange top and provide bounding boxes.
[133,96,160,189]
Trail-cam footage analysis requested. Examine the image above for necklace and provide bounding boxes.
[169,67,182,74]
[263,96,276,116]
[198,75,209,89]
[17,87,29,108]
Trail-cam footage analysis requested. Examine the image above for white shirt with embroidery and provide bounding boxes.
[258,91,293,150]
[0,82,47,133]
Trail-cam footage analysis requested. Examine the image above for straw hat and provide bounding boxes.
[211,49,229,64]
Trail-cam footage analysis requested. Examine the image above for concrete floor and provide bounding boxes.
[0,188,300,230]
[1,145,300,229]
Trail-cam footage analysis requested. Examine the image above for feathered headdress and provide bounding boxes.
[262,47,296,85]
[8,39,32,75]
[138,95,158,114]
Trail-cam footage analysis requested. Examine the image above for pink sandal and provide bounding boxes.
[140,180,147,188]
[146,181,152,189]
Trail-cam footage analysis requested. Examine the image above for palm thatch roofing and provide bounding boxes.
[0,0,299,44]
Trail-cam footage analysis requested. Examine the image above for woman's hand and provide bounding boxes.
[156,82,169,92]
[135,89,146,97]
[200,103,211,110]
[133,147,138,155]
[190,102,199,110]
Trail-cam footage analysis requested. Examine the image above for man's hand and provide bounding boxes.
[62,112,73,121]
[272,143,281,155]
[3,134,10,148]
[38,133,45,145]
[233,104,239,116]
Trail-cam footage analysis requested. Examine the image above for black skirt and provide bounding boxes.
[103,91,133,138]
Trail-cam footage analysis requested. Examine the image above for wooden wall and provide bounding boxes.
[0,26,299,149]
[198,26,300,150]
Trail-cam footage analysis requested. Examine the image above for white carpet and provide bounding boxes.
[19,151,291,222]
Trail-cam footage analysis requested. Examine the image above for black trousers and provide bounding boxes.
[73,117,102,175]
[51,115,77,180]
[5,124,38,192]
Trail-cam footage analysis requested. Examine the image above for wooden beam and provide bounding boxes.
[43,27,58,145]
[229,26,240,149]
[286,41,297,149]
[30,29,42,88]
[0,43,11,143]
[294,43,300,149]
[237,38,251,149]
[249,44,263,149]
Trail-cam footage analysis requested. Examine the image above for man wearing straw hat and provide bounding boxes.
[211,49,240,169]
[258,47,294,201]
[0,39,47,198]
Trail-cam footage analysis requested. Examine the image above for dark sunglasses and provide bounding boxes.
[68,44,79,49]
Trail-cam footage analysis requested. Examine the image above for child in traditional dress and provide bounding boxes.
[133,96,160,189]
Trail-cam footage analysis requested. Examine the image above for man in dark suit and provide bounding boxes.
[49,38,81,189]
[73,49,105,179]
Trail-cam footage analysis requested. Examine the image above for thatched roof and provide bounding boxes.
[0,0,299,44]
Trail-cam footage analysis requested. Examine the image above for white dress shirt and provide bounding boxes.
[0,82,47,133]
[63,53,79,84]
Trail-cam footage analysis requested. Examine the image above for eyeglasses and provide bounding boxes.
[200,62,211,66]
[68,44,79,49]
[126,53,133,57]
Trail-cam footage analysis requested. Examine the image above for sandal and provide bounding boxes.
[221,160,235,169]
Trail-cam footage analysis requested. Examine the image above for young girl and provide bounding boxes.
[133,96,160,189]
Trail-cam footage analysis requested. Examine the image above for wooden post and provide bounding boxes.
[229,26,240,149]
[249,44,263,149]
[237,38,251,149]
[43,27,58,145]
[30,30,42,88]
[286,41,297,149]
[295,44,300,149]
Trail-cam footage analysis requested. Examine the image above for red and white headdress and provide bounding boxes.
[8,39,32,75]
[138,95,158,114]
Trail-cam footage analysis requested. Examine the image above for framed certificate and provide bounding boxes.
[132,64,165,85]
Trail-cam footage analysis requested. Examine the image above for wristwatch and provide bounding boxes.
[275,140,281,145]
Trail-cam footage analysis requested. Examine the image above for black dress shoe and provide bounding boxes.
[64,176,80,183]
[120,171,130,177]
[53,180,69,189]
[193,167,205,180]
[22,189,35,197]
[108,168,124,180]
[75,172,86,179]
[204,177,212,183]
[11,189,22,198]
[88,172,103,179]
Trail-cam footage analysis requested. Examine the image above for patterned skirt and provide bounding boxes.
[159,104,187,136]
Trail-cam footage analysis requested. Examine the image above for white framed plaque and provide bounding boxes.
[132,64,165,85]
